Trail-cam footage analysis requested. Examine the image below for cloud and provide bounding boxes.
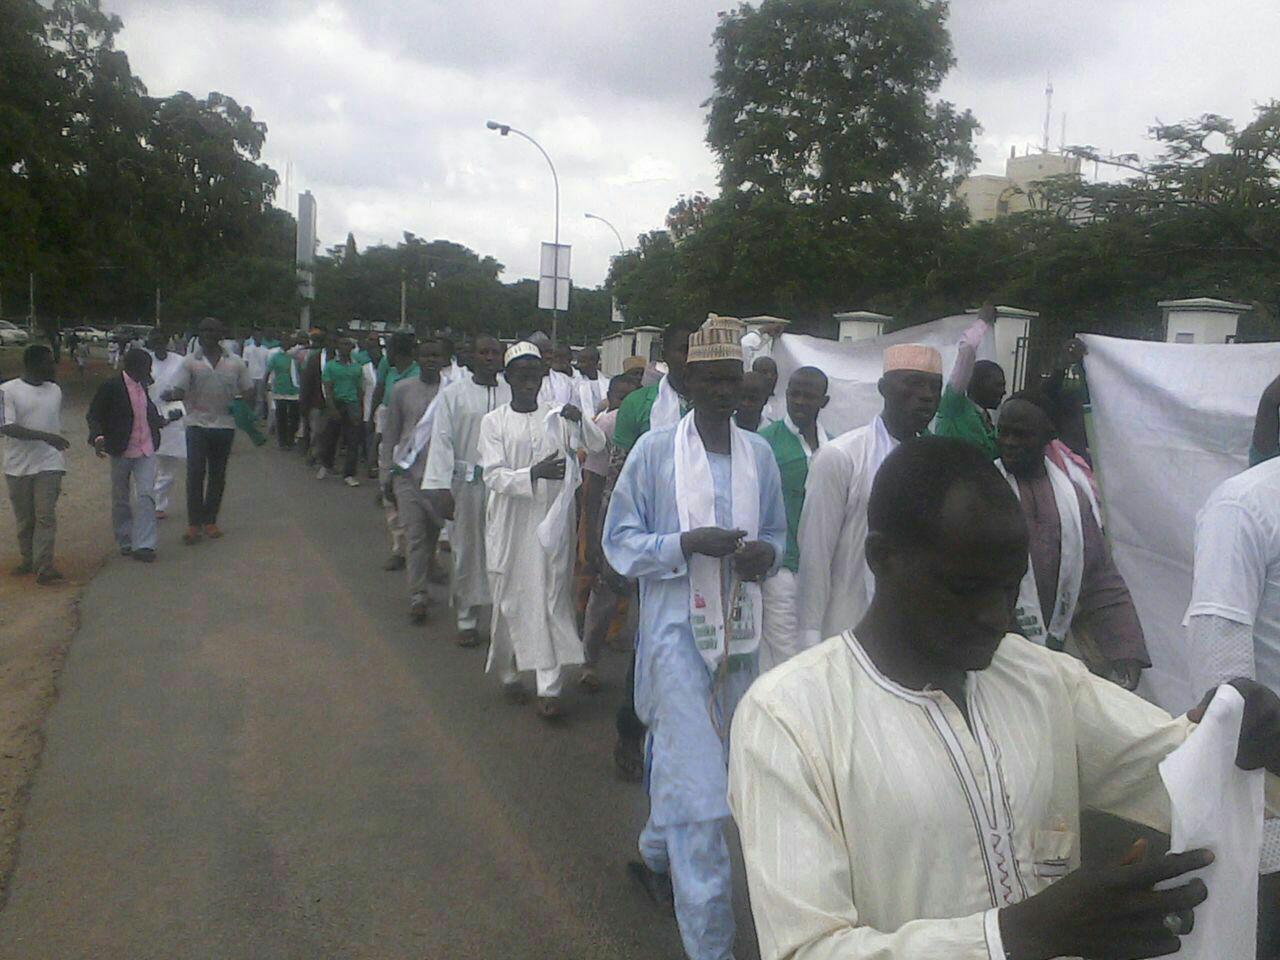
[111,0,1280,287]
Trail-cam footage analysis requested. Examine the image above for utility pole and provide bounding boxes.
[155,286,161,326]
[29,272,35,331]
[400,273,407,329]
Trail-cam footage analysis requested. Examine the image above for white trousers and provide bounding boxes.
[639,817,735,960]
[760,568,801,673]
[154,454,184,514]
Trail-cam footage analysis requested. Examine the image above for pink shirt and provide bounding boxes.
[123,373,154,458]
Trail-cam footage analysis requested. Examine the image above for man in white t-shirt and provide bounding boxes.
[1187,455,1280,955]
[243,328,271,421]
[1,345,70,584]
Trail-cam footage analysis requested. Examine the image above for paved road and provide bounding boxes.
[0,439,760,959]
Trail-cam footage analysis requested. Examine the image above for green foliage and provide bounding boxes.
[706,0,979,211]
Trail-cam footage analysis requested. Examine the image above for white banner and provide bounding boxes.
[1082,335,1280,713]
[770,315,996,437]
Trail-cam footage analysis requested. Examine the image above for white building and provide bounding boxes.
[957,148,1083,222]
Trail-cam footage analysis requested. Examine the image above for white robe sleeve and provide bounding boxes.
[728,693,1006,960]
[422,390,456,490]
[601,435,688,581]
[578,410,606,455]
[1187,614,1257,694]
[796,443,850,644]
[478,412,534,500]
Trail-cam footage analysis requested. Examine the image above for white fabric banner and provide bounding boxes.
[1082,334,1280,713]
[770,315,996,437]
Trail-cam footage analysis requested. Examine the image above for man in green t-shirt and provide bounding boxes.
[933,304,1004,460]
[759,366,830,672]
[318,337,365,485]
[265,335,302,449]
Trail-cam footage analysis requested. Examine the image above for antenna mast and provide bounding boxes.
[1042,78,1053,153]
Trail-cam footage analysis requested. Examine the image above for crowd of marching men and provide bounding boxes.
[5,307,1280,959]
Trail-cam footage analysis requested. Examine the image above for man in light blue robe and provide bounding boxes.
[603,314,787,960]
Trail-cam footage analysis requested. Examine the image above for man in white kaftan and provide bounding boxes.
[730,435,1280,960]
[797,343,943,647]
[603,315,787,960]
[423,336,510,646]
[146,330,186,517]
[477,342,604,714]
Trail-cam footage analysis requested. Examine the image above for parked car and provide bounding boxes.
[0,321,31,347]
[110,324,154,345]
[69,325,108,342]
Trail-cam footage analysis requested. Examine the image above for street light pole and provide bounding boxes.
[585,213,626,326]
[486,120,562,346]
[584,212,624,253]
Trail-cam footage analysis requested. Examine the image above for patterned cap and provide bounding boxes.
[504,341,542,367]
[686,314,746,365]
[883,343,943,375]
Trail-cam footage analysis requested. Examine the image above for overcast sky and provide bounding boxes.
[112,0,1280,287]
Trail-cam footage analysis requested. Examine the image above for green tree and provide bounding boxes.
[706,0,979,211]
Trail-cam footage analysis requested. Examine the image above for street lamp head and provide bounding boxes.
[486,120,510,136]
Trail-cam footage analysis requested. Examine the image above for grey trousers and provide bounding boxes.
[111,455,158,551]
[6,471,62,573]
[393,474,440,606]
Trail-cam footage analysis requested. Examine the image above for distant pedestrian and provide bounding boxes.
[266,334,301,449]
[147,329,187,519]
[87,349,167,563]
[317,337,365,487]
[1,345,70,584]
[164,318,253,545]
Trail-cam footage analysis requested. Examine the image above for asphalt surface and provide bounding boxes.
[0,437,759,959]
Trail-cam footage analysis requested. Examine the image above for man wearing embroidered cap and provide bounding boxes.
[797,340,943,648]
[476,341,605,718]
[603,314,787,960]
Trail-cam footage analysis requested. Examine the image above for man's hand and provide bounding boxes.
[92,436,107,458]
[732,541,775,581]
[1061,337,1088,367]
[559,403,582,424]
[681,527,746,559]
[998,843,1212,960]
[530,453,566,482]
[426,489,456,521]
[1189,678,1280,775]
[1107,658,1145,691]
[978,300,997,324]
[45,433,70,452]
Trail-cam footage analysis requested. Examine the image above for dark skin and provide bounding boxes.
[147,331,168,360]
[424,337,505,521]
[0,352,69,451]
[734,372,772,432]
[969,361,1006,411]
[164,322,223,402]
[680,359,775,581]
[879,368,942,441]
[576,346,601,380]
[997,398,1146,688]
[550,344,574,376]
[664,329,693,396]
[506,357,581,484]
[785,368,830,449]
[751,355,779,397]
[857,481,1223,960]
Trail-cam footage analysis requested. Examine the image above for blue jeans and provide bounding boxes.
[111,455,157,551]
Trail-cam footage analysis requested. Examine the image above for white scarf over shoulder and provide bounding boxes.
[998,457,1084,650]
[650,374,683,430]
[673,411,762,672]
